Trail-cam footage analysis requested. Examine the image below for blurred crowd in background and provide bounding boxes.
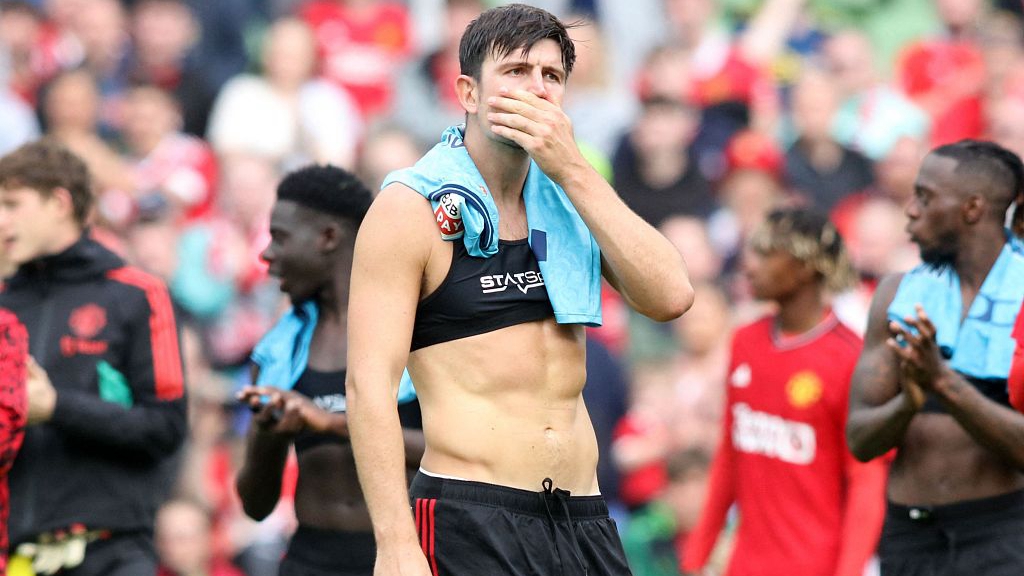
[1,0,1022,574]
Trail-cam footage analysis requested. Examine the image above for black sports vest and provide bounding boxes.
[290,369,424,454]
[921,375,1012,413]
[411,239,554,351]
[292,368,348,454]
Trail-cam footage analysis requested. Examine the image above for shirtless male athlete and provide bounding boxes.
[236,165,424,576]
[345,4,693,576]
[847,139,1024,575]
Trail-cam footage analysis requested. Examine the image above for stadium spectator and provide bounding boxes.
[390,0,484,145]
[121,84,218,226]
[206,17,363,171]
[155,499,245,576]
[784,68,876,213]
[612,95,717,227]
[126,0,217,137]
[298,0,413,119]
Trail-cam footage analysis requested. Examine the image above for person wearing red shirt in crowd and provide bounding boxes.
[299,0,412,119]
[0,1,74,107]
[0,310,28,573]
[897,0,987,147]
[683,208,888,576]
[119,84,219,226]
[155,499,244,576]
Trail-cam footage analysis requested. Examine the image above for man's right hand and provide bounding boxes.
[374,543,433,576]
[237,386,305,436]
[899,360,927,413]
[26,356,56,425]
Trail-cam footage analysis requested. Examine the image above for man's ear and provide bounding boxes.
[963,194,986,225]
[320,220,351,252]
[797,259,818,285]
[51,187,76,221]
[456,74,479,114]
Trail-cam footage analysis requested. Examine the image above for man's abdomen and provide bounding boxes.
[409,320,600,494]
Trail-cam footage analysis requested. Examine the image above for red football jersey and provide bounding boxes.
[1009,301,1024,411]
[683,313,887,576]
[897,39,986,147]
[300,1,412,118]
[0,309,28,572]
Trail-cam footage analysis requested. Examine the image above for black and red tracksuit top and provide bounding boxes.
[0,235,187,546]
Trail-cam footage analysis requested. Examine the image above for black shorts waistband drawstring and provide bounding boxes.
[540,477,589,576]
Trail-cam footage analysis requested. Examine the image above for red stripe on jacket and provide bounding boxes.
[107,267,184,400]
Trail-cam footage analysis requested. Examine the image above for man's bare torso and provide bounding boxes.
[889,413,1024,505]
[408,236,600,495]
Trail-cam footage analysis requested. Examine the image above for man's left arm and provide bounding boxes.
[488,88,694,321]
[31,282,187,464]
[893,305,1024,469]
[835,450,887,576]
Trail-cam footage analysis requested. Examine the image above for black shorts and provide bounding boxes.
[878,490,1024,576]
[408,472,632,576]
[279,525,375,576]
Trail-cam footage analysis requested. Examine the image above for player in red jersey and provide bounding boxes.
[682,208,888,576]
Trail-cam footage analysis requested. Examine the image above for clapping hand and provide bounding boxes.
[886,305,945,408]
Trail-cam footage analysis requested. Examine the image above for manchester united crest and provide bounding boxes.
[786,370,823,409]
[69,304,107,339]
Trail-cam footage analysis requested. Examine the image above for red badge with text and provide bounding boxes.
[434,193,465,240]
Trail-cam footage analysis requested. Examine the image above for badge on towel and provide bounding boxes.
[434,193,465,240]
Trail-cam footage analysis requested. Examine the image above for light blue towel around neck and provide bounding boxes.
[382,125,603,326]
[887,233,1024,381]
[252,300,318,390]
[252,301,416,404]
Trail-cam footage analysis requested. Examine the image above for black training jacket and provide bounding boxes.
[1,234,187,546]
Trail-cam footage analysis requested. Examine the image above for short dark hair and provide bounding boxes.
[931,139,1024,236]
[276,164,373,228]
[665,448,711,482]
[0,138,93,225]
[0,1,42,20]
[458,3,576,80]
[639,94,697,115]
[749,207,856,292]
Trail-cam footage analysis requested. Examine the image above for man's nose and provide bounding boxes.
[527,69,548,98]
